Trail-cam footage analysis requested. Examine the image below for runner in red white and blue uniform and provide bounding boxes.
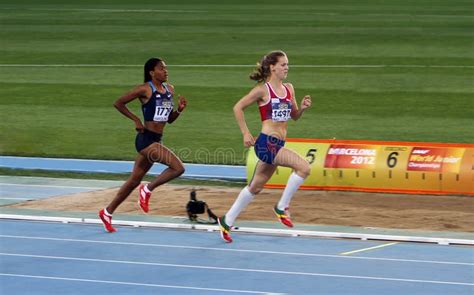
[218,50,312,243]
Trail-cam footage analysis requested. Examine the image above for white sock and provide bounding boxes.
[144,184,151,193]
[225,186,255,226]
[104,208,112,216]
[277,172,306,210]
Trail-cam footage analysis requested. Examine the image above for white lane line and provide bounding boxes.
[1,253,473,286]
[341,242,399,255]
[0,183,105,190]
[0,8,471,18]
[0,235,471,266]
[363,13,473,19]
[0,8,207,13]
[0,273,273,294]
[0,64,472,68]
[0,175,122,183]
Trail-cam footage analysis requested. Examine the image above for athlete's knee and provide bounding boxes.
[176,166,185,177]
[248,184,263,194]
[296,163,311,178]
[172,163,185,177]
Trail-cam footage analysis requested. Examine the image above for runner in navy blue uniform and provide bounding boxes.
[99,58,187,232]
[218,51,312,242]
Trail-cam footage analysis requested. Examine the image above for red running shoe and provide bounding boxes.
[273,205,294,228]
[99,209,116,233]
[217,216,233,243]
[138,184,152,213]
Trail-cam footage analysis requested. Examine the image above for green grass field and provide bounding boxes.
[1,0,473,165]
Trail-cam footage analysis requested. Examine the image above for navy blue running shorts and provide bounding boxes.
[135,129,162,152]
[254,133,285,164]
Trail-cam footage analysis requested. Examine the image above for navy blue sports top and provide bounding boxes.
[142,81,174,122]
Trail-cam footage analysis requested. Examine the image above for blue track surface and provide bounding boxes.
[1,165,473,293]
[0,156,246,180]
[0,176,122,206]
[1,220,473,295]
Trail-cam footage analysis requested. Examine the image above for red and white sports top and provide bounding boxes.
[259,82,293,122]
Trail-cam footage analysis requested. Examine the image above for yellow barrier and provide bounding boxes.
[246,139,473,195]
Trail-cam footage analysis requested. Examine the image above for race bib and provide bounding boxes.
[271,103,291,122]
[153,106,173,122]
